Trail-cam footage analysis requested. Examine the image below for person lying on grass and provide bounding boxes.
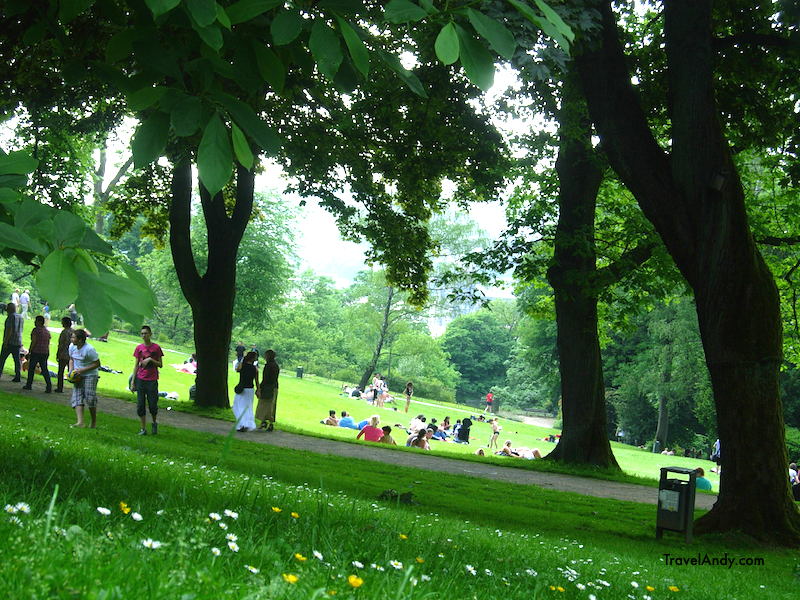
[321,410,338,426]
[497,440,543,460]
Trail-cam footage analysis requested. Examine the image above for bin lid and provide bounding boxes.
[660,466,697,475]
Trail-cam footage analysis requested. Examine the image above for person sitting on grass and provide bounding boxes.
[379,425,396,445]
[409,428,430,451]
[695,467,713,491]
[321,410,338,426]
[356,415,383,442]
[474,448,486,457]
[454,418,472,444]
[497,440,519,457]
[338,411,358,429]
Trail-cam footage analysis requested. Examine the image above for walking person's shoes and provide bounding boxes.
[45,387,52,393]
[151,422,158,435]
[12,377,21,382]
[137,429,147,435]
[21,385,32,390]
[55,387,63,393]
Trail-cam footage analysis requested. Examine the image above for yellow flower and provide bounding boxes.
[327,591,337,596]
[549,586,555,591]
[272,507,282,513]
[282,573,298,584]
[646,586,655,592]
[291,512,300,519]
[415,557,425,564]
[556,586,565,592]
[668,586,680,592]
[295,553,307,562]
[119,501,131,515]
[398,533,408,540]
[347,574,364,588]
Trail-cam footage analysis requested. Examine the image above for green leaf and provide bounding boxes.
[434,23,459,65]
[309,20,343,81]
[318,0,364,13]
[252,42,285,92]
[105,29,137,63]
[109,297,144,329]
[214,93,281,155]
[0,223,47,255]
[271,10,305,46]
[76,271,113,335]
[455,25,495,91]
[193,22,224,50]
[0,188,19,203]
[72,248,99,275]
[120,262,156,304]
[378,50,427,98]
[231,123,254,169]
[97,271,154,318]
[186,0,217,27]
[131,112,170,169]
[58,0,95,23]
[197,113,233,196]
[53,211,87,247]
[14,199,54,233]
[418,0,437,14]
[127,86,167,111]
[384,0,427,23]
[0,151,38,175]
[79,230,114,255]
[144,0,181,18]
[216,4,231,29]
[467,8,516,61]
[533,0,574,41]
[335,17,369,77]
[170,94,204,137]
[507,0,570,53]
[227,0,282,24]
[35,249,79,309]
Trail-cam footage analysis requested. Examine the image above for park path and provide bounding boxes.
[1,379,717,510]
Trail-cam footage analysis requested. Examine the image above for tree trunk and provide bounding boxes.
[358,286,394,389]
[575,0,800,543]
[546,71,619,468]
[654,394,668,450]
[169,158,254,408]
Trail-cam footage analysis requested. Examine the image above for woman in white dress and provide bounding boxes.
[232,351,259,431]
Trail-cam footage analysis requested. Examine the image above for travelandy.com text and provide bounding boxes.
[662,553,764,568]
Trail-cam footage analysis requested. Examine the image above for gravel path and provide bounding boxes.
[3,379,717,510]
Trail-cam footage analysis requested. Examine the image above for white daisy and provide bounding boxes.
[131,512,143,522]
[141,539,162,549]
[96,507,111,516]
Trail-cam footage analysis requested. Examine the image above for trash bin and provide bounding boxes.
[652,439,661,454]
[656,466,697,543]
[296,366,304,378]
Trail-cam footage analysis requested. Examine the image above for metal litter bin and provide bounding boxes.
[656,466,697,543]
[295,366,304,378]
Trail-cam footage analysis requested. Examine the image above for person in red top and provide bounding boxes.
[356,415,384,442]
[129,325,164,435]
[23,315,52,392]
[484,392,494,414]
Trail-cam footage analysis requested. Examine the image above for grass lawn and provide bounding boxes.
[0,394,796,599]
[24,330,723,490]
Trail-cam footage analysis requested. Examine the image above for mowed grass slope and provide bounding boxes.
[17,329,725,489]
[0,394,796,599]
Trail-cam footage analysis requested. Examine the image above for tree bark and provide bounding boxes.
[546,71,619,468]
[575,0,800,543]
[169,158,254,408]
[358,286,394,389]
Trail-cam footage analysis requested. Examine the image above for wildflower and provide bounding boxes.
[576,583,586,590]
[218,521,228,530]
[525,569,538,577]
[141,539,162,549]
[96,507,111,516]
[209,512,222,521]
[228,541,239,552]
[556,587,565,592]
[549,586,556,591]
[646,586,655,592]
[291,512,300,519]
[327,591,337,596]
[295,553,307,562]
[352,560,364,568]
[211,547,221,556]
[371,564,385,572]
[389,560,403,570]
[668,586,680,592]
[226,533,238,542]
[282,573,299,584]
[437,553,445,558]
[4,504,17,514]
[245,565,259,574]
[224,509,239,520]
[106,531,114,540]
[313,550,324,561]
[271,507,282,513]
[589,595,597,600]
[156,510,165,516]
[466,565,477,576]
[485,569,493,576]
[398,533,408,540]
[348,574,364,588]
[15,503,30,514]
[631,582,639,588]
[131,512,143,522]
[421,574,431,582]
[415,557,425,564]
[119,501,131,514]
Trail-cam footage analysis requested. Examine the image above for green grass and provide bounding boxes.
[15,329,727,491]
[1,394,797,599]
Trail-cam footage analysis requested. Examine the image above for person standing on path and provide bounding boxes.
[23,315,51,392]
[130,325,163,435]
[68,329,100,428]
[232,351,258,432]
[0,303,24,382]
[257,349,279,431]
[55,317,74,393]
[19,290,30,319]
[234,340,245,368]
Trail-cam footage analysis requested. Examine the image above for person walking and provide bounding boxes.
[404,381,414,413]
[68,329,100,428]
[23,315,52,392]
[0,303,24,382]
[19,289,30,319]
[130,325,164,435]
[256,349,280,431]
[55,317,74,393]
[10,289,19,312]
[483,391,494,414]
[232,351,259,432]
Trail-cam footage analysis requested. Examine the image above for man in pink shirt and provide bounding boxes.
[130,325,164,435]
[23,315,51,392]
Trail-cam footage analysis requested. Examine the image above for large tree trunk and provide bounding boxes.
[169,158,254,408]
[575,0,800,543]
[358,286,394,390]
[546,72,619,468]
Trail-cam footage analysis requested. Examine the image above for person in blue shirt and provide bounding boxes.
[338,411,358,429]
[695,467,713,491]
[356,418,369,430]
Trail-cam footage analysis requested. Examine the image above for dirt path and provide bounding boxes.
[3,379,717,510]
